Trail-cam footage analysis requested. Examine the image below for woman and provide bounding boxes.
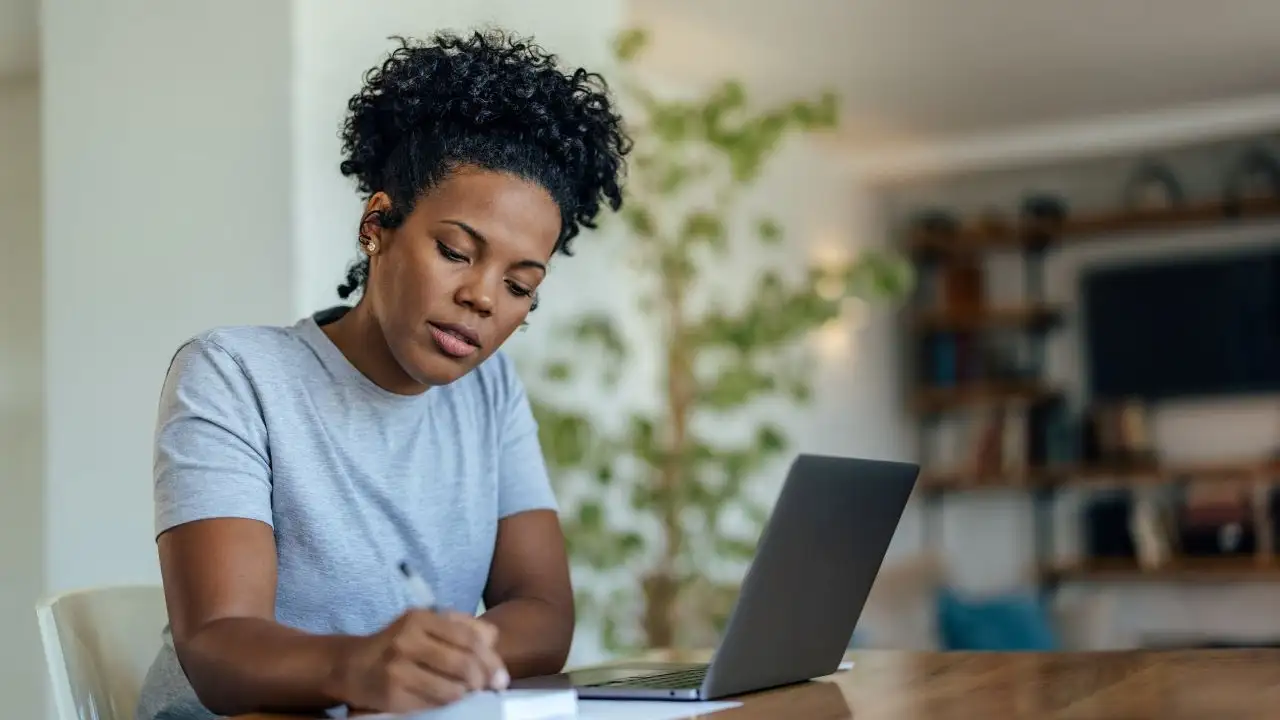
[136,29,629,720]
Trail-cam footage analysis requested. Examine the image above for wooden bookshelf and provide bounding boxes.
[917,458,1280,494]
[911,381,1058,413]
[1043,556,1280,584]
[1059,459,1280,488]
[919,468,1056,493]
[1043,196,1280,245]
[909,223,1021,254]
[911,304,1062,333]
[907,196,1280,255]
[900,166,1280,603]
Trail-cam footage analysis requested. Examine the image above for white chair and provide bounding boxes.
[36,585,168,720]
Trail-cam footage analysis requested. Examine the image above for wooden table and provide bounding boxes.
[238,649,1280,719]
[709,649,1280,719]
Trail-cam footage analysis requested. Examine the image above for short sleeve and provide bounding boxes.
[494,354,558,518]
[153,337,273,536]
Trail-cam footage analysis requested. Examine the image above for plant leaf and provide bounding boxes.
[613,28,648,62]
[757,217,782,244]
[697,360,776,410]
[543,361,571,383]
[681,211,726,249]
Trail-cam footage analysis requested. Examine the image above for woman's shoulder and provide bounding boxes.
[162,320,315,394]
[176,320,308,366]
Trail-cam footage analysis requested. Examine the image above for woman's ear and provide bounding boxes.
[358,192,394,254]
[365,191,392,215]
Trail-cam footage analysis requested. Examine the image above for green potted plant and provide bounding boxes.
[526,28,913,654]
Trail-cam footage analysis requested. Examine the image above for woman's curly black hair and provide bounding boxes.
[335,29,631,299]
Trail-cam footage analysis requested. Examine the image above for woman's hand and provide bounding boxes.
[159,518,511,716]
[335,610,509,712]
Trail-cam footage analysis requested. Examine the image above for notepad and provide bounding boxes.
[577,699,740,719]
[499,689,578,719]
[360,689,578,719]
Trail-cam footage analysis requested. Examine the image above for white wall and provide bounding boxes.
[0,73,45,720]
[41,0,297,592]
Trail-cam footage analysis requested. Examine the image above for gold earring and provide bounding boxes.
[360,236,377,255]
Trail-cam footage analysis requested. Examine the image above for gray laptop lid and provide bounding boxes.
[701,454,918,698]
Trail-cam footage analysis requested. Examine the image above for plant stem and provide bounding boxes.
[643,257,695,649]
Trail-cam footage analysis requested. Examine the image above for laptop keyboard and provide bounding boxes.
[590,666,708,689]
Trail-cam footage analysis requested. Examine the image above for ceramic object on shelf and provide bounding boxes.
[1223,144,1280,214]
[1123,159,1185,211]
[1130,496,1172,570]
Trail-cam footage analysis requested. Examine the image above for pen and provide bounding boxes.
[398,561,510,691]
[398,561,442,611]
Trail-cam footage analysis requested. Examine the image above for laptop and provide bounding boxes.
[513,453,919,701]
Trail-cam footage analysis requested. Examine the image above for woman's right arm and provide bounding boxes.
[160,518,504,715]
[158,517,357,715]
[154,340,504,716]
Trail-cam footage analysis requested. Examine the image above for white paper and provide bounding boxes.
[577,700,741,720]
[359,697,739,720]
[357,689,578,720]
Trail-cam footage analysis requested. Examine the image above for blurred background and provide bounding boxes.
[6,1,1280,718]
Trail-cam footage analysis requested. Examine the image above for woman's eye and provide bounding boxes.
[506,281,533,298]
[436,241,469,263]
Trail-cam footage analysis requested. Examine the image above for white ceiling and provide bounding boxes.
[629,0,1280,150]
[8,0,1280,150]
[0,0,36,78]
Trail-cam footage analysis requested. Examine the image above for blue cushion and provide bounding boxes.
[847,628,868,648]
[937,587,1060,651]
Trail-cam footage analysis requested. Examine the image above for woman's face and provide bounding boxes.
[363,165,562,387]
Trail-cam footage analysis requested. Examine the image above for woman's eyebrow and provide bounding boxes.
[442,219,547,272]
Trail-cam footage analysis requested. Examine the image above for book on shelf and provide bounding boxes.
[925,407,1029,480]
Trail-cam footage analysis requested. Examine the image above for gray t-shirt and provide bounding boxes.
[135,307,557,720]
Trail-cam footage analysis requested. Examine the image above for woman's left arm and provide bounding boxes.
[480,355,575,677]
[481,509,574,678]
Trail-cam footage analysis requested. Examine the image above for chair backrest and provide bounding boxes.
[36,585,168,720]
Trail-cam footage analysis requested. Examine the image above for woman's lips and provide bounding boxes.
[428,322,479,359]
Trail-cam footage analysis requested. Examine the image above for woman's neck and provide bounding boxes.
[321,303,430,396]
